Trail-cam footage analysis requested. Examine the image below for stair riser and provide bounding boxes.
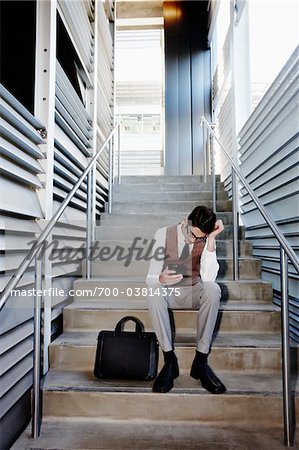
[113,191,228,202]
[72,280,273,302]
[49,346,282,372]
[100,212,235,227]
[121,175,220,184]
[113,182,224,193]
[84,259,261,280]
[43,392,292,427]
[95,227,247,242]
[111,201,232,214]
[64,309,280,333]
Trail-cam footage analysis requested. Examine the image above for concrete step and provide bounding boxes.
[121,175,220,184]
[40,370,299,425]
[63,303,281,333]
[113,180,225,193]
[72,278,273,302]
[100,212,235,227]
[85,257,261,280]
[111,200,232,214]
[95,225,247,241]
[11,420,296,450]
[112,190,228,202]
[44,369,298,397]
[49,332,283,372]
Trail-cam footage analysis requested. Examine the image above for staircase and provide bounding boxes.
[12,176,298,449]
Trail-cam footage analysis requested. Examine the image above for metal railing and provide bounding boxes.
[0,121,121,437]
[201,115,299,447]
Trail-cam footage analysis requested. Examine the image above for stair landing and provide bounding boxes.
[11,420,294,449]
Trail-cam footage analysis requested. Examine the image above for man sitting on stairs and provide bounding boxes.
[146,205,226,394]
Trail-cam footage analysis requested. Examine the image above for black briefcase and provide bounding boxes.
[94,316,159,381]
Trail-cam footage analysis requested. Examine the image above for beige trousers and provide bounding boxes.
[147,282,221,354]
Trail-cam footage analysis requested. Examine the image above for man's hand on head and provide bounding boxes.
[209,219,224,238]
[159,268,183,286]
[206,219,224,252]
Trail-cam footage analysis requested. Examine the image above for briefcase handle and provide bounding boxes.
[114,316,145,336]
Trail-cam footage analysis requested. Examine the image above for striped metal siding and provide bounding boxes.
[95,2,114,212]
[1,1,114,446]
[212,23,235,197]
[0,84,45,430]
[238,46,299,342]
[217,87,234,197]
[53,0,114,297]
[53,59,92,295]
[57,0,94,75]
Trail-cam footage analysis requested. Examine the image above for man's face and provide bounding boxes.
[181,219,207,244]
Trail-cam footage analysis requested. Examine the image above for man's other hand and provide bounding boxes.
[206,219,224,252]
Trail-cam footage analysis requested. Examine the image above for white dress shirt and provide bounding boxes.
[146,224,219,285]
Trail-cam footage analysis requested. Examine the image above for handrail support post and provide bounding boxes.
[117,123,121,184]
[86,171,92,279]
[108,138,113,213]
[232,169,239,280]
[280,246,294,447]
[32,257,42,438]
[203,124,207,183]
[210,128,216,212]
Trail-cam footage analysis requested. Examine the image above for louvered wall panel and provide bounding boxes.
[1,1,114,445]
[0,85,45,434]
[239,46,299,343]
[0,84,45,292]
[0,371,33,420]
[54,58,92,287]
[94,1,113,216]
[217,88,234,196]
[97,1,113,142]
[56,63,93,136]
[57,0,94,74]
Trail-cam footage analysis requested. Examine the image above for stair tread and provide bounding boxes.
[115,184,224,188]
[74,277,270,284]
[51,331,282,348]
[113,200,231,204]
[121,177,218,181]
[89,255,259,261]
[10,420,295,450]
[65,301,280,312]
[114,190,225,193]
[101,212,233,218]
[44,369,299,395]
[92,237,250,242]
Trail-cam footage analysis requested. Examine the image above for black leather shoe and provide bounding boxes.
[153,360,179,393]
[190,362,226,394]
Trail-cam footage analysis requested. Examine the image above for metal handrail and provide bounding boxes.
[201,116,299,272]
[0,121,121,311]
[201,115,298,448]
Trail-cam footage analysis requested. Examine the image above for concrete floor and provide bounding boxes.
[11,419,298,450]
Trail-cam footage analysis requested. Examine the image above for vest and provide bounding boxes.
[162,224,206,286]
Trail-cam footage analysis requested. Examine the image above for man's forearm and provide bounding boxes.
[206,236,216,252]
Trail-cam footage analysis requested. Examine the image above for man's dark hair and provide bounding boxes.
[188,206,216,234]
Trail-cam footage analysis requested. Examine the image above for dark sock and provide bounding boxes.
[194,350,208,366]
[163,350,177,365]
